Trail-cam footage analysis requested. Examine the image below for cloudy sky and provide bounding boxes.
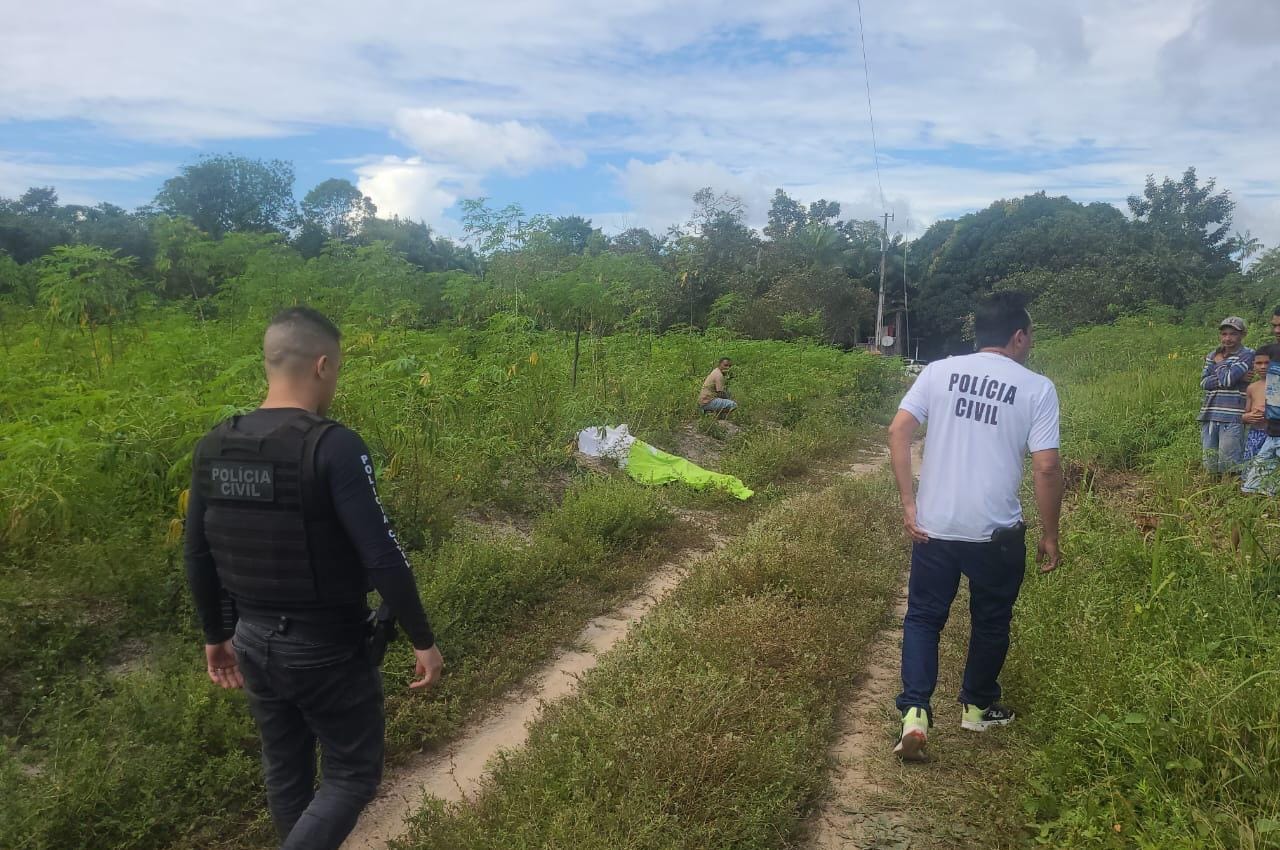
[1,0,1276,244]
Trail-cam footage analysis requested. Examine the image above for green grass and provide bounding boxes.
[857,312,1280,850]
[1031,316,1206,470]
[0,303,898,850]
[1026,315,1280,847]
[395,475,905,850]
[1006,483,1280,849]
[1,474,677,849]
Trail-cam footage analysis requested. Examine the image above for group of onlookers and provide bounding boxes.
[1199,308,1280,493]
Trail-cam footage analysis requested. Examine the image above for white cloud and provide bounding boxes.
[0,155,173,202]
[353,157,466,226]
[352,109,584,228]
[1233,198,1280,255]
[393,108,583,173]
[1,0,1278,243]
[610,154,774,232]
[609,156,920,239]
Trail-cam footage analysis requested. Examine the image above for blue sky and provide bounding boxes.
[2,0,1277,245]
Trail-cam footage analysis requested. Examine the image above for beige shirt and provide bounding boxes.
[699,367,726,404]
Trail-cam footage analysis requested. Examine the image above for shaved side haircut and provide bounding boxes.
[264,306,341,374]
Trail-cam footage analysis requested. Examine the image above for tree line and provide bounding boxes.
[1,153,1275,358]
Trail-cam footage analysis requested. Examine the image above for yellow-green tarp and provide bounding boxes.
[625,441,753,500]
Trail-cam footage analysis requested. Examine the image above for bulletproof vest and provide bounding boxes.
[195,411,367,607]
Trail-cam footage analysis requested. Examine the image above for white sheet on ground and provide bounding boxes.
[576,425,637,467]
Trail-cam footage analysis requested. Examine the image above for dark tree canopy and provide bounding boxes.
[154,154,297,238]
[15,187,60,217]
[0,189,153,264]
[1127,166,1235,274]
[301,178,376,241]
[609,227,666,262]
[764,189,808,241]
[0,158,1258,356]
[356,216,478,274]
[545,215,597,255]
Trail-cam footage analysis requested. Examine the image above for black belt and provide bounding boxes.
[238,612,367,644]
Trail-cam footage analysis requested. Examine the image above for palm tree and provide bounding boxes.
[1229,230,1263,265]
[797,223,849,268]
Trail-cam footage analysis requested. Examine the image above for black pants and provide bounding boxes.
[233,618,384,850]
[895,530,1026,716]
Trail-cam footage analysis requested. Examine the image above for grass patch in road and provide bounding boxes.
[397,475,905,850]
[853,583,1030,850]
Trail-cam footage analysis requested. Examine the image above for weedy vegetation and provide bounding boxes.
[0,255,897,849]
[858,313,1280,850]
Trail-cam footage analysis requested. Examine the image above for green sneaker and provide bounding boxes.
[961,702,1015,731]
[893,707,929,761]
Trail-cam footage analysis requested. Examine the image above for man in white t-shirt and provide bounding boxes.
[887,292,1064,761]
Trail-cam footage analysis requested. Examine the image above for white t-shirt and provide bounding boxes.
[899,351,1060,543]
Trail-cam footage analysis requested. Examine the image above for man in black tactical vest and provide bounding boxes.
[184,306,444,849]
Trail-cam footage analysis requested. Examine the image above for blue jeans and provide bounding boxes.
[233,618,384,850]
[1243,435,1280,495]
[699,398,738,414]
[896,530,1026,717]
[1201,420,1245,474]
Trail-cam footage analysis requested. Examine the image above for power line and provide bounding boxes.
[855,0,887,212]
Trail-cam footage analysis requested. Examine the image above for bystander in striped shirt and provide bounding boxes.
[1199,346,1255,423]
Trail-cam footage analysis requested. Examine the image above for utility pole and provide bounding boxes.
[874,210,894,351]
[902,240,909,358]
[513,215,524,316]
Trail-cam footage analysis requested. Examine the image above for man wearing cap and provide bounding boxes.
[1200,316,1254,476]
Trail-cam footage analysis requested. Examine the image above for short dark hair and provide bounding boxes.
[1272,305,1280,317]
[264,306,341,373]
[974,292,1032,350]
[269,306,340,342]
[1257,343,1280,360]
[718,357,732,365]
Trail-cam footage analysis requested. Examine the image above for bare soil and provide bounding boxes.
[670,421,731,467]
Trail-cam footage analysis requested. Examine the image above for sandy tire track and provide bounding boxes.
[341,545,721,849]
[807,441,922,849]
[806,582,911,849]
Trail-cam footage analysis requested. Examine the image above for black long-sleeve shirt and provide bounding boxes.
[184,408,435,649]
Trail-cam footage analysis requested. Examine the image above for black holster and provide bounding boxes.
[364,603,398,666]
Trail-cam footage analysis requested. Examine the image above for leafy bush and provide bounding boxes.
[1010,485,1280,848]
[535,476,670,553]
